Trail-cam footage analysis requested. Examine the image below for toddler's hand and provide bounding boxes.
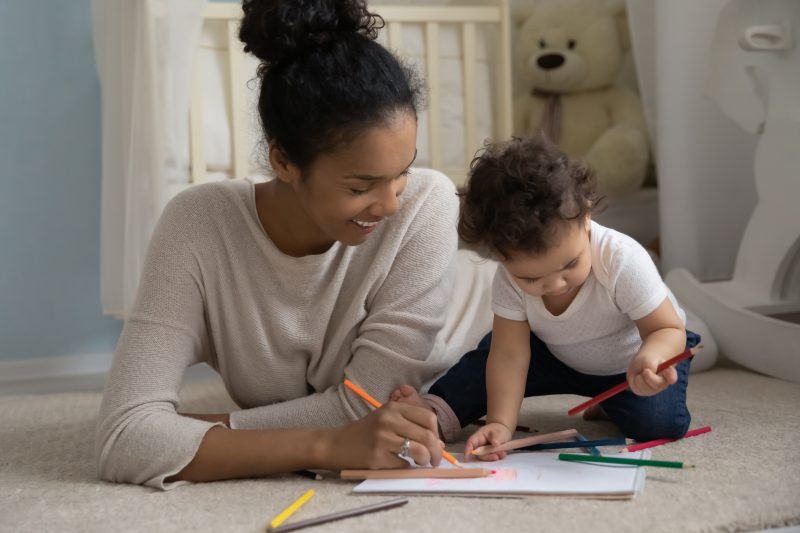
[464,422,513,462]
[390,384,433,411]
[627,353,678,396]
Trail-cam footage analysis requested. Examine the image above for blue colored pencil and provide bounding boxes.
[575,433,601,456]
[520,438,626,451]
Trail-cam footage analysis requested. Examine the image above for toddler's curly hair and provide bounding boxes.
[458,136,603,259]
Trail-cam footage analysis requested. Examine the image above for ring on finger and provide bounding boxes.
[399,437,411,458]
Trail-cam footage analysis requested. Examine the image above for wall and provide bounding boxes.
[0,0,122,368]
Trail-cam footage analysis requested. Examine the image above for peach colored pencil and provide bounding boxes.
[343,379,463,468]
[471,428,579,456]
[341,468,492,480]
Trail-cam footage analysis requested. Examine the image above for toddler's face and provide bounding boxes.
[502,218,592,298]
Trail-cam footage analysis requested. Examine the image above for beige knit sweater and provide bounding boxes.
[95,169,494,490]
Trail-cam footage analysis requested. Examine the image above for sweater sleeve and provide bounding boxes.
[95,190,224,490]
[229,171,460,429]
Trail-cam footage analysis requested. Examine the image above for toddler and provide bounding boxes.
[394,136,700,457]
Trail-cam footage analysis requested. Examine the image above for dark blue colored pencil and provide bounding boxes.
[520,438,626,451]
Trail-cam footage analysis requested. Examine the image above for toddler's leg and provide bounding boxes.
[425,332,494,437]
[599,358,692,441]
[425,331,581,441]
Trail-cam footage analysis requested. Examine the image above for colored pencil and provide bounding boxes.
[623,426,712,452]
[340,467,493,480]
[268,498,408,533]
[343,379,463,468]
[521,438,626,451]
[567,345,703,416]
[471,428,578,456]
[558,453,692,469]
[575,433,601,456]
[343,379,383,409]
[472,419,534,433]
[268,489,315,530]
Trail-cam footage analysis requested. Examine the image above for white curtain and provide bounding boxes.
[93,0,206,318]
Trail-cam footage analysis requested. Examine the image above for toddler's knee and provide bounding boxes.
[622,413,690,442]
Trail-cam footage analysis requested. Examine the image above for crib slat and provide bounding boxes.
[462,22,478,170]
[189,46,207,185]
[378,6,499,23]
[388,22,403,53]
[496,0,513,139]
[227,19,249,179]
[426,22,442,171]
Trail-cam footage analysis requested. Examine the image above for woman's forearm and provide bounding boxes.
[167,426,332,483]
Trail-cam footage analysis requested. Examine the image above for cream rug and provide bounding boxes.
[2,368,799,533]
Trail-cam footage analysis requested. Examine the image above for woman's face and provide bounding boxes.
[286,112,418,248]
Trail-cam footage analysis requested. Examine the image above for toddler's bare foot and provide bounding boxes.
[390,384,433,411]
[582,405,610,421]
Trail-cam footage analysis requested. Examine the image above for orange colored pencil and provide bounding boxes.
[343,379,382,409]
[343,379,463,468]
[567,345,703,416]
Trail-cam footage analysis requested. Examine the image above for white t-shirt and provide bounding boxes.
[492,221,685,375]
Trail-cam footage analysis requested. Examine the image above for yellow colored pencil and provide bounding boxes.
[269,489,315,530]
[343,379,463,468]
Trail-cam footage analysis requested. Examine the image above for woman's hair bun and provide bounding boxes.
[239,0,382,65]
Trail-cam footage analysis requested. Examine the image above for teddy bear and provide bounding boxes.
[514,0,649,195]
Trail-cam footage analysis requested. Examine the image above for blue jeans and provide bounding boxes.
[429,330,701,442]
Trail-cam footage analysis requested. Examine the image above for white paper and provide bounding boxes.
[353,451,650,498]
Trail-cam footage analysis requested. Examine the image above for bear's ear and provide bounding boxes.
[512,1,546,29]
[600,0,631,51]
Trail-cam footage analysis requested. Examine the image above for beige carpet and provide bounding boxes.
[2,368,799,533]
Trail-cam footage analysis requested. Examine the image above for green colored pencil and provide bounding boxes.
[558,453,693,469]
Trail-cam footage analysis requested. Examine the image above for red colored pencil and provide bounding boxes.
[622,426,712,452]
[567,345,703,416]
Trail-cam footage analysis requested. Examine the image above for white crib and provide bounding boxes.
[187,1,513,188]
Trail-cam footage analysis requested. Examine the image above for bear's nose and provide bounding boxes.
[537,53,565,70]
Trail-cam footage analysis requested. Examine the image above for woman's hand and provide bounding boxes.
[463,422,513,462]
[323,401,444,470]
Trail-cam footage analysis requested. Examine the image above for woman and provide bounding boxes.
[95,0,492,489]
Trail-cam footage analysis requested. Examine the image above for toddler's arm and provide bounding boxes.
[464,315,531,458]
[628,297,687,396]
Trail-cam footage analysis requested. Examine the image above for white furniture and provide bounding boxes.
[666,0,800,383]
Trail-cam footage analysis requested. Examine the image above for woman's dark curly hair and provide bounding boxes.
[458,136,604,260]
[239,0,424,172]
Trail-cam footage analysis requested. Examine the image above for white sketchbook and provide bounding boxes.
[353,451,650,499]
